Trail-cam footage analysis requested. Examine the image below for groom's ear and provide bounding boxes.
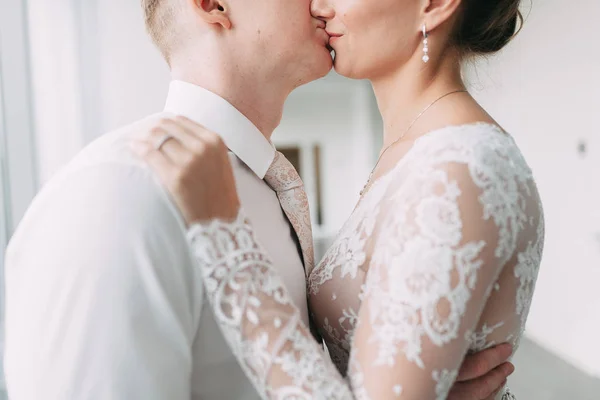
[421,0,463,32]
[189,0,232,30]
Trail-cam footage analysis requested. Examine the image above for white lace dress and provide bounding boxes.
[187,123,545,399]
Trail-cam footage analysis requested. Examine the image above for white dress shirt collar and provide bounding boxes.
[164,80,275,179]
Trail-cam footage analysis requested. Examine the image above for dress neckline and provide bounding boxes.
[358,122,510,203]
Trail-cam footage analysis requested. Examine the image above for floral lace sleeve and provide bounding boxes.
[344,157,531,399]
[187,213,353,399]
[187,129,543,399]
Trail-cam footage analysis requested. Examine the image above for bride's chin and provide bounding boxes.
[329,49,367,79]
[332,58,360,80]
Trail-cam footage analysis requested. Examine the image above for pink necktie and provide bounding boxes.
[264,152,315,277]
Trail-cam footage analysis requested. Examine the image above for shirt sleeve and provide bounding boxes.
[4,163,201,400]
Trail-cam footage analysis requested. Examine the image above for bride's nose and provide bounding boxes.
[310,0,335,21]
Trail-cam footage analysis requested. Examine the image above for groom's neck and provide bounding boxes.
[170,59,289,140]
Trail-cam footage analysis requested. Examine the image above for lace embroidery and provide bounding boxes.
[502,386,517,400]
[188,213,353,399]
[309,207,379,295]
[188,123,544,399]
[433,369,459,400]
[466,321,505,352]
[514,218,545,328]
[309,124,544,397]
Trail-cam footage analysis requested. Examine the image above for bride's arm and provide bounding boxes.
[187,211,353,399]
[345,160,513,399]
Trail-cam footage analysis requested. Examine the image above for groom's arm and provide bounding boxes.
[4,164,200,400]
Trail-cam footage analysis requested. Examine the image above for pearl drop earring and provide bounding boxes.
[422,24,430,63]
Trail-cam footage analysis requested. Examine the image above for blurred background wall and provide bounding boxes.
[1,0,599,398]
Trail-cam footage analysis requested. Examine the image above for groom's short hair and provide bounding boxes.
[141,0,179,62]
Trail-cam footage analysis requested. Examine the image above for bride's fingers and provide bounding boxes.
[157,117,203,149]
[172,115,207,137]
[173,116,225,149]
[130,140,178,188]
[145,125,196,167]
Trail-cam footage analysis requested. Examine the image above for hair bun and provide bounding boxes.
[457,1,523,55]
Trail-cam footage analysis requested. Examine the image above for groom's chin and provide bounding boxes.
[319,52,335,78]
[293,60,332,89]
[313,46,335,77]
[290,45,334,87]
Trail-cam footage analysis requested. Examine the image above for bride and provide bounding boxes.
[134,0,544,398]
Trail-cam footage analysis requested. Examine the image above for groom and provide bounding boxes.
[3,0,514,399]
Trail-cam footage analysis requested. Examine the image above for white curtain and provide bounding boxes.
[0,1,40,396]
[0,95,8,399]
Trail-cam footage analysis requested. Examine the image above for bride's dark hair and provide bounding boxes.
[454,0,524,55]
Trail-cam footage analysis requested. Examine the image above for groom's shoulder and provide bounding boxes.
[67,112,168,172]
[27,113,185,228]
[48,112,171,185]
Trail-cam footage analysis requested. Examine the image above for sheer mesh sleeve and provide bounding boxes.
[187,128,543,400]
[345,156,539,399]
[187,214,353,399]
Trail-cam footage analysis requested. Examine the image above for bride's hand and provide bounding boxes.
[131,116,241,225]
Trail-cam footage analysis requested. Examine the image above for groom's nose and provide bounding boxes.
[310,0,334,21]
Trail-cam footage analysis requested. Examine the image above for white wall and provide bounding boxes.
[275,77,376,237]
[467,0,600,377]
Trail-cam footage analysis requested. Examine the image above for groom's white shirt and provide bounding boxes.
[4,80,309,399]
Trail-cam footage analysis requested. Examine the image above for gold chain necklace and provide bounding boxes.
[360,89,467,196]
